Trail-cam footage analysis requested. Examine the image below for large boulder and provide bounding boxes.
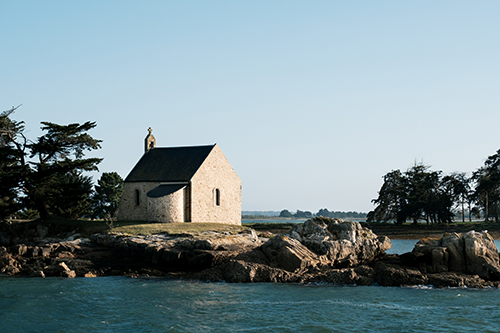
[374,261,429,286]
[224,218,391,278]
[287,217,391,266]
[208,259,298,283]
[43,262,76,278]
[258,235,322,273]
[411,230,500,280]
[90,230,265,272]
[0,246,22,275]
[309,265,376,285]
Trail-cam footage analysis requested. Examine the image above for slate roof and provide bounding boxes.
[125,145,215,182]
[147,184,186,198]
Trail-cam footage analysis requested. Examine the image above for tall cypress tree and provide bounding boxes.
[0,107,102,220]
[0,106,26,220]
[91,172,124,220]
[27,121,103,218]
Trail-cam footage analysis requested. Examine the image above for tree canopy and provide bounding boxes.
[91,172,124,220]
[472,149,500,222]
[279,209,293,218]
[278,209,366,219]
[0,107,102,220]
[367,164,466,224]
[0,106,27,219]
[367,156,500,224]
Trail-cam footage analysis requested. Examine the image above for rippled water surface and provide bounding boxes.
[1,277,500,332]
[386,239,419,254]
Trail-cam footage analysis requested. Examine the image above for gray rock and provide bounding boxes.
[30,270,45,278]
[11,244,27,256]
[260,235,320,273]
[287,217,391,264]
[203,259,297,283]
[40,246,53,258]
[43,262,76,278]
[374,261,429,286]
[151,246,164,264]
[427,272,485,288]
[412,231,500,280]
[194,239,214,250]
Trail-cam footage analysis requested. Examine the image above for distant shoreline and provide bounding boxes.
[366,224,500,240]
[244,219,500,240]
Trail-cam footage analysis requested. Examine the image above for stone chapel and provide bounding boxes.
[117,128,241,225]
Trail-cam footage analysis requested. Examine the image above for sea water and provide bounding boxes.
[1,277,500,332]
[2,239,500,332]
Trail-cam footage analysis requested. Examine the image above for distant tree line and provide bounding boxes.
[279,209,367,219]
[316,209,367,219]
[0,106,123,221]
[241,211,280,217]
[241,214,276,220]
[368,150,500,224]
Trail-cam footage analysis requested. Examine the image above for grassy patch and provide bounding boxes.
[3,218,248,239]
[245,223,295,231]
[362,220,500,239]
[1,217,111,240]
[111,221,246,236]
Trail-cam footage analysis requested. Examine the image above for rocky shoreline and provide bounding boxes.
[1,217,500,288]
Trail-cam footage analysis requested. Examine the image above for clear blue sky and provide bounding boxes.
[2,1,500,213]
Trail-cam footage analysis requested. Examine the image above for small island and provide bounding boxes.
[1,217,500,289]
[2,111,500,288]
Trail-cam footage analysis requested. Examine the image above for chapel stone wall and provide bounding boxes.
[190,145,241,225]
[147,189,184,223]
[117,182,161,221]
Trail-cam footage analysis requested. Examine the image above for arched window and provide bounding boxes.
[214,188,220,206]
[135,189,140,206]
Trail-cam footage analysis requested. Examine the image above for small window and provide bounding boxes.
[214,188,220,206]
[135,189,140,206]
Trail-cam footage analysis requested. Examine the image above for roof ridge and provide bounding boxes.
[151,144,216,149]
[124,144,216,182]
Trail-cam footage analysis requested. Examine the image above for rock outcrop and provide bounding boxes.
[0,239,98,278]
[403,230,500,280]
[287,217,392,264]
[90,229,264,272]
[191,217,392,282]
[2,218,500,288]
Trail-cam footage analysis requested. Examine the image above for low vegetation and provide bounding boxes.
[244,222,295,234]
[278,209,366,219]
[1,217,248,239]
[368,151,500,224]
[5,217,500,242]
[363,220,500,239]
[111,221,246,236]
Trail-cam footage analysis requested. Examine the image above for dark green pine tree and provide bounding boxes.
[472,149,500,222]
[91,172,124,220]
[0,107,103,220]
[0,106,27,220]
[49,173,94,219]
[27,121,103,219]
[279,209,293,218]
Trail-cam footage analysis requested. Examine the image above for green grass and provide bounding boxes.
[244,222,296,231]
[111,221,246,236]
[4,217,248,238]
[11,217,499,241]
